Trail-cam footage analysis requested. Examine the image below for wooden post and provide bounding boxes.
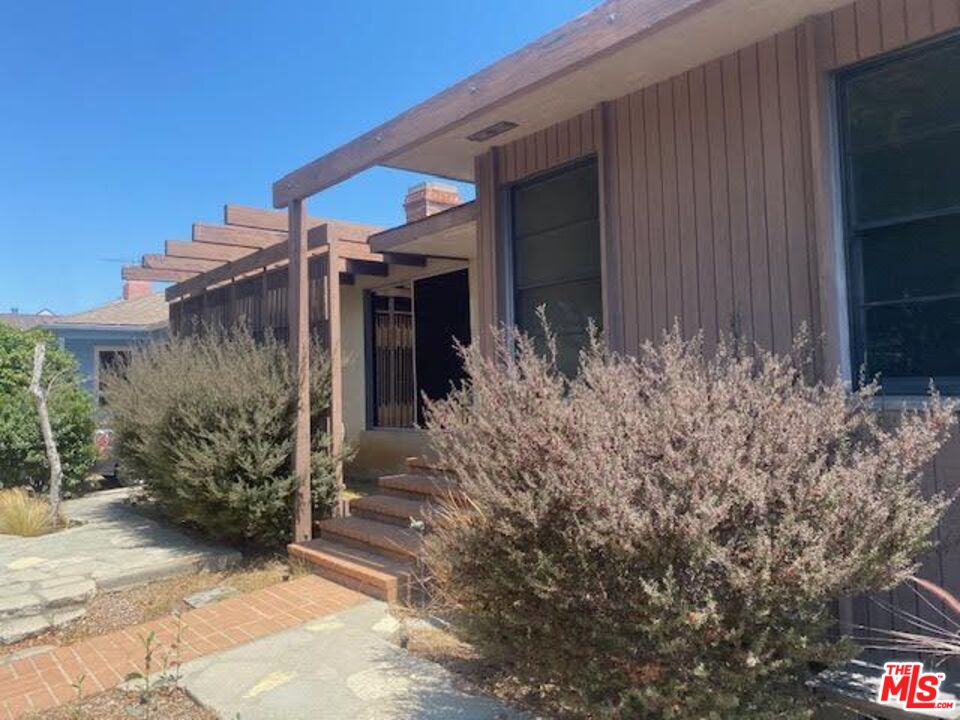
[327,233,346,514]
[289,198,312,542]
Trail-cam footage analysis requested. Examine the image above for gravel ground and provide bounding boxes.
[22,686,217,720]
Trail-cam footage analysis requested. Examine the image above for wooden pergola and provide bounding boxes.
[125,204,433,541]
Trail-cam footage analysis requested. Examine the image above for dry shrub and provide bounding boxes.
[424,322,958,719]
[102,327,343,548]
[0,488,55,536]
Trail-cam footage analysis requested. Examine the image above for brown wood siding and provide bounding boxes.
[472,0,960,650]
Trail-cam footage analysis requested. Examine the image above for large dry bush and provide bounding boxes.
[102,328,342,548]
[424,323,957,719]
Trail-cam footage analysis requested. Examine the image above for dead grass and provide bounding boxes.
[396,614,584,719]
[23,686,216,720]
[1,556,296,655]
[0,488,57,537]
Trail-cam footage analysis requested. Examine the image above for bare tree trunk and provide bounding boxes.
[29,343,63,520]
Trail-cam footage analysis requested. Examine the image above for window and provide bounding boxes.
[368,269,471,429]
[95,348,131,406]
[838,36,960,394]
[510,159,602,376]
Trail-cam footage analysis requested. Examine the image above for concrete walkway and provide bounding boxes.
[180,601,523,720]
[0,575,367,718]
[0,488,240,643]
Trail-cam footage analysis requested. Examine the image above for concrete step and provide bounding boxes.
[349,494,432,528]
[318,517,423,561]
[288,538,415,604]
[378,473,463,503]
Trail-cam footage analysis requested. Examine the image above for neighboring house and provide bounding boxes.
[125,0,960,626]
[0,308,56,330]
[46,282,167,404]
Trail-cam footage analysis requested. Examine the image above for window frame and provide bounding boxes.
[499,155,603,363]
[836,32,960,396]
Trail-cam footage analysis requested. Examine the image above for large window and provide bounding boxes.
[510,159,602,376]
[838,36,960,394]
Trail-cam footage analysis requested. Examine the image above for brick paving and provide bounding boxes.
[0,575,365,719]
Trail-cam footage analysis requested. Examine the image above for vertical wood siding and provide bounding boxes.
[472,0,960,650]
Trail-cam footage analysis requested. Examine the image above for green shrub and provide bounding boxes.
[102,327,342,548]
[424,324,958,719]
[0,324,95,495]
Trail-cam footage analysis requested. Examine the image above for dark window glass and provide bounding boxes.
[839,36,960,394]
[97,349,131,406]
[511,160,601,377]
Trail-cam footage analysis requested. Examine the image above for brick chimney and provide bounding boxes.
[403,182,461,223]
[123,280,153,301]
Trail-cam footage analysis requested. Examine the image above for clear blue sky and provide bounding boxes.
[0,0,597,315]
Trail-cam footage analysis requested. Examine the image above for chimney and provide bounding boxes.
[123,280,153,301]
[403,182,461,223]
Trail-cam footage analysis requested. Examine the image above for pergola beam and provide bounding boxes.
[165,240,251,262]
[143,254,221,273]
[192,223,285,249]
[122,266,196,282]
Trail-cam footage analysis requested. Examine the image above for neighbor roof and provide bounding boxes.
[273,0,849,206]
[0,313,57,330]
[49,293,168,330]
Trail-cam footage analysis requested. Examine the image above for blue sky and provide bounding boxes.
[0,0,597,315]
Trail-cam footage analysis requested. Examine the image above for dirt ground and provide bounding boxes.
[23,686,216,720]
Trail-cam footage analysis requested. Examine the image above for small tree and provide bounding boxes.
[28,343,64,518]
[0,324,94,495]
[424,323,957,718]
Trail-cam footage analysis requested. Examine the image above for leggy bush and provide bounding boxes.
[102,328,341,547]
[0,324,95,495]
[424,323,957,719]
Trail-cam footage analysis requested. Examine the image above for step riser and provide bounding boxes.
[378,487,437,502]
[319,528,418,562]
[350,507,425,529]
[288,544,409,604]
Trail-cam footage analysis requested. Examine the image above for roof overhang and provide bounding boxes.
[368,201,476,259]
[273,0,850,207]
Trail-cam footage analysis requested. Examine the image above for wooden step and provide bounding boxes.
[350,494,431,528]
[318,516,422,561]
[288,538,414,603]
[378,473,463,502]
[405,456,449,477]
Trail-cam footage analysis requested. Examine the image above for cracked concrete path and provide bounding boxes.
[180,601,524,720]
[0,488,240,643]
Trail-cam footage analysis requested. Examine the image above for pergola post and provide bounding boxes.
[326,235,346,515]
[289,198,312,542]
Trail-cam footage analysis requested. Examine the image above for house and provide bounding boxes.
[46,282,168,404]
[127,0,960,623]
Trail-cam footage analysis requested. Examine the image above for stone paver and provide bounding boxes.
[0,575,366,719]
[0,488,241,643]
[180,601,524,719]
